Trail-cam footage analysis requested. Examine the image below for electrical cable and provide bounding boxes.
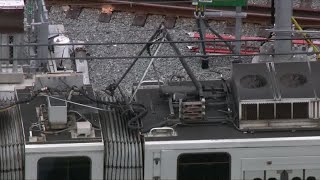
[57,79,124,108]
[41,126,75,134]
[0,90,41,112]
[2,37,320,47]
[48,0,193,6]
[45,95,112,111]
[68,110,101,129]
[3,50,320,62]
[63,84,148,130]
[196,17,208,58]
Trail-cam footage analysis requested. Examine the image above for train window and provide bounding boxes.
[177,152,230,180]
[268,178,277,180]
[307,177,316,180]
[253,178,262,180]
[37,156,91,180]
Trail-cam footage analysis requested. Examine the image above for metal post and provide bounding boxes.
[12,34,19,72]
[1,34,9,72]
[274,0,292,60]
[38,22,49,59]
[36,0,49,69]
[0,35,2,72]
[196,17,209,69]
[235,6,242,54]
[200,18,208,69]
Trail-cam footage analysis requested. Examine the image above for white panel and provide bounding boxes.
[0,0,24,8]
[305,169,320,180]
[318,101,320,119]
[25,143,104,180]
[244,170,264,180]
[266,170,280,180]
[1,34,9,60]
[309,102,314,119]
[310,101,320,119]
[242,156,320,171]
[289,169,303,180]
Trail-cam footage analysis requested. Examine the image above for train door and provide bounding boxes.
[145,150,231,180]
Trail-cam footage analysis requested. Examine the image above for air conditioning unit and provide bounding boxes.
[232,62,320,130]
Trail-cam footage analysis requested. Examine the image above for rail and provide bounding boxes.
[45,0,320,27]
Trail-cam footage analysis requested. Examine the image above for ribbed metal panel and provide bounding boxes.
[0,106,24,180]
[99,97,143,180]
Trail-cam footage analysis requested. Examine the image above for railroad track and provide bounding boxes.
[45,0,320,28]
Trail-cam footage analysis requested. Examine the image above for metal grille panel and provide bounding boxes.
[0,106,24,180]
[99,97,143,180]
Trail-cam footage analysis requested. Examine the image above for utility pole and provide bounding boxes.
[274,0,293,61]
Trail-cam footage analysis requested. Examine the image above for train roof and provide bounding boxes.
[135,80,320,142]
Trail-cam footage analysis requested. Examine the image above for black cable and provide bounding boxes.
[69,86,148,130]
[59,79,147,130]
[48,0,193,6]
[0,90,41,111]
[57,79,125,108]
[196,17,207,57]
[2,36,320,47]
[126,105,147,130]
[4,51,319,61]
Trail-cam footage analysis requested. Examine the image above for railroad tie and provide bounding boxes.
[164,16,177,29]
[257,25,270,38]
[98,5,113,23]
[132,13,147,27]
[66,6,82,19]
[46,5,52,11]
[224,20,235,35]
[300,0,312,8]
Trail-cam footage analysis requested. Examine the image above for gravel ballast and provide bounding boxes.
[49,7,254,93]
[48,2,317,94]
[248,0,320,8]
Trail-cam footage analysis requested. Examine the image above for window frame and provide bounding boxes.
[37,156,92,180]
[176,152,231,180]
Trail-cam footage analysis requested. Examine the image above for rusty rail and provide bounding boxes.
[45,0,320,27]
